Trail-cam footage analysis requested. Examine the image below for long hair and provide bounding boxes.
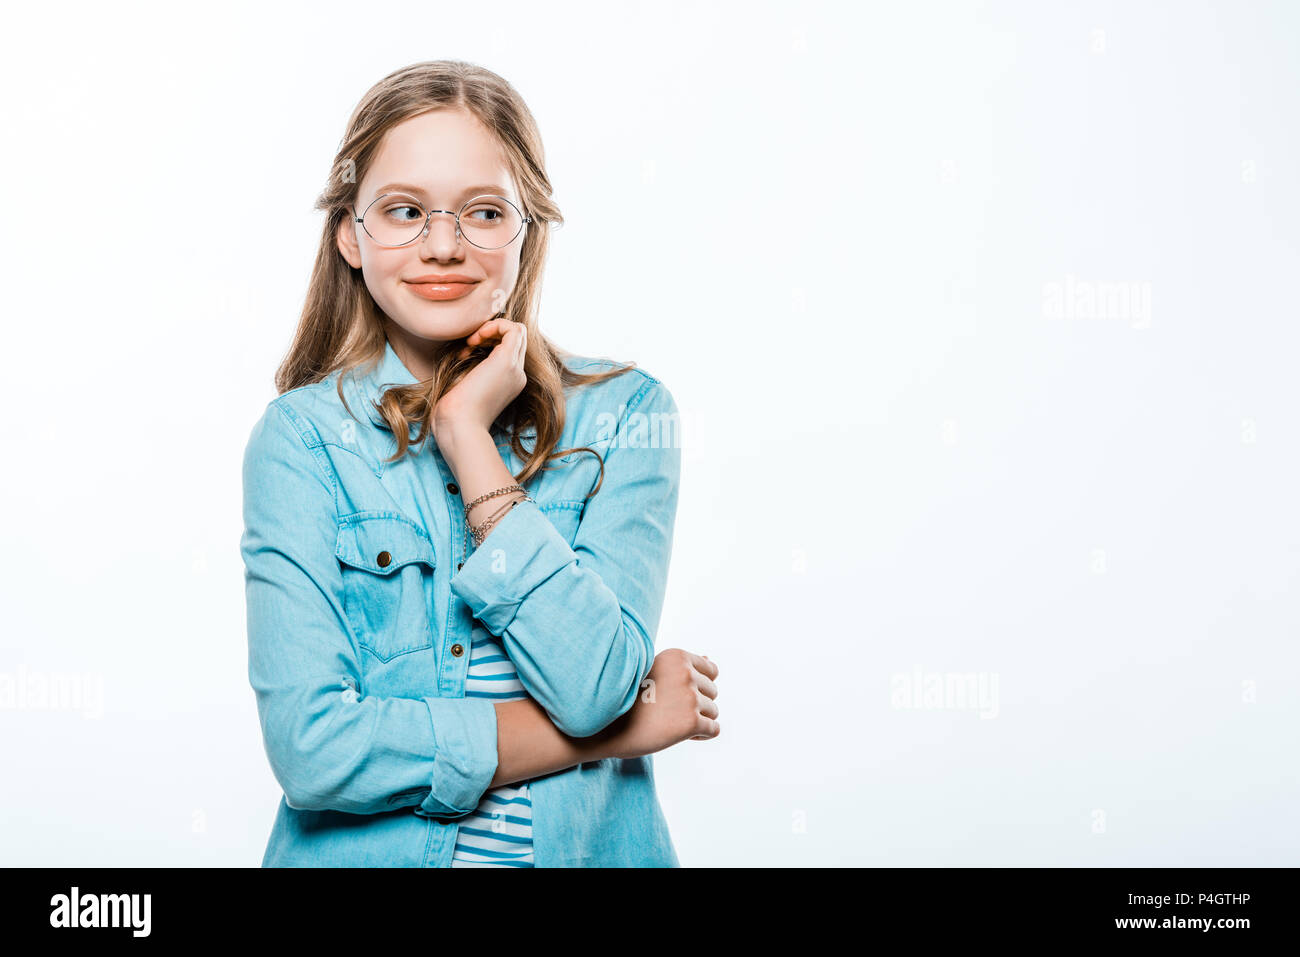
[274,59,635,492]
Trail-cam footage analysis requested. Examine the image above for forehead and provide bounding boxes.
[362,108,517,204]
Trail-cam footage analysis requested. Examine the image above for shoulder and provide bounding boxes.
[554,353,680,453]
[557,352,675,412]
[247,372,371,453]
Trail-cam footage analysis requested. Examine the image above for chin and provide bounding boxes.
[391,314,476,344]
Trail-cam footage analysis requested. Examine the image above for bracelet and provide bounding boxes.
[470,494,520,530]
[468,493,534,548]
[464,484,526,523]
[469,493,531,539]
[476,496,518,529]
[467,491,526,532]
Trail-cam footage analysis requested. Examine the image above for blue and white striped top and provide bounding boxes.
[450,622,535,867]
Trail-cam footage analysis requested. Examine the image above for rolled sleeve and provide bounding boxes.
[450,499,576,635]
[417,695,500,818]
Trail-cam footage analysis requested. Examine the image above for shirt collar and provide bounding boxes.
[347,338,420,432]
[346,338,528,445]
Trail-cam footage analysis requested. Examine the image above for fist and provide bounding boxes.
[604,649,720,760]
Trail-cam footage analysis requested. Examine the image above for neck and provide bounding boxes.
[385,322,457,381]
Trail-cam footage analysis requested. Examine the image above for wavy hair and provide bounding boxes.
[274,59,635,492]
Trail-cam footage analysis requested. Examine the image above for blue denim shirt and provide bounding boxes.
[240,339,682,866]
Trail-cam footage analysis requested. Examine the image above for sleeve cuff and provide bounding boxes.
[416,694,499,820]
[450,499,577,635]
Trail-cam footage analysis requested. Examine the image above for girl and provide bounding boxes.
[239,60,719,868]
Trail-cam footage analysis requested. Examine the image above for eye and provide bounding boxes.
[384,204,423,223]
[464,202,505,223]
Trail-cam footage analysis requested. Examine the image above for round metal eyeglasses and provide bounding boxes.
[353,192,532,250]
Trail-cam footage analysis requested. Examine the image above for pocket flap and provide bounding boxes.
[336,512,437,575]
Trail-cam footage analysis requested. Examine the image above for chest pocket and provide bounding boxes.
[335,512,437,662]
[539,501,584,546]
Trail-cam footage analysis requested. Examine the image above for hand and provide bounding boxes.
[602,649,720,760]
[432,317,528,442]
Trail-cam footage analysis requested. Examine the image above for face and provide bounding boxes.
[337,107,525,378]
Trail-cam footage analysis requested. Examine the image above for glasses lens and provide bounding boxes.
[362,193,426,246]
[458,195,523,249]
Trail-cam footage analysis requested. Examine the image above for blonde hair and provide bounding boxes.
[275,59,635,491]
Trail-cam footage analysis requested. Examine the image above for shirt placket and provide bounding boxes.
[422,447,473,697]
[419,445,479,866]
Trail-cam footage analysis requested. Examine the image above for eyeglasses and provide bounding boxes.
[353,192,532,250]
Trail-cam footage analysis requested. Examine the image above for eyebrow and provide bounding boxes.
[371,182,514,203]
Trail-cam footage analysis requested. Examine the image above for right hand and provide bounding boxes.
[602,649,720,760]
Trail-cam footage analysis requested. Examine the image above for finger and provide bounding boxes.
[484,320,524,368]
[696,690,719,720]
[514,323,527,364]
[690,652,719,680]
[473,319,519,355]
[689,719,720,740]
[693,670,718,699]
[466,318,509,347]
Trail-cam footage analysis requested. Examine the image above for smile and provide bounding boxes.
[405,281,478,301]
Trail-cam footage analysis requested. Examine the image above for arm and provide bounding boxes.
[443,378,682,739]
[492,699,616,787]
[244,402,572,819]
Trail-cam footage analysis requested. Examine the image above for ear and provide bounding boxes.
[336,209,362,269]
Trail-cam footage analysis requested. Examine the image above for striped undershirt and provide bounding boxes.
[450,622,535,867]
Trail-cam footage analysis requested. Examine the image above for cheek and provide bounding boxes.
[359,251,404,296]
[484,254,520,298]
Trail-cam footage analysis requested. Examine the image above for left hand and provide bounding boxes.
[432,317,528,442]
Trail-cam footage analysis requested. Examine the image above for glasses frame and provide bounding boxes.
[353,192,532,250]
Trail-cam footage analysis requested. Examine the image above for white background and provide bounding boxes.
[1,0,1297,866]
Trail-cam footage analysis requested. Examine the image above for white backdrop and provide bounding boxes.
[1,0,1296,866]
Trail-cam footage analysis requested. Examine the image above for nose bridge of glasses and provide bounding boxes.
[420,207,462,240]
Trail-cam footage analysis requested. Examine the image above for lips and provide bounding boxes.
[405,279,478,301]
[406,274,479,284]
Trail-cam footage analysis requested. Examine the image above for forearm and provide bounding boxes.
[491,698,616,788]
[443,425,612,783]
[439,424,527,532]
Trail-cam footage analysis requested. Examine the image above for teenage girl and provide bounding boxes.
[239,60,719,867]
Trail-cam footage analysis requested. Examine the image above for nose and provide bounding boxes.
[418,210,462,258]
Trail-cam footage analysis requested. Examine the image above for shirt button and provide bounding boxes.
[451,643,465,657]
[376,551,392,568]
[447,482,459,495]
[456,561,463,571]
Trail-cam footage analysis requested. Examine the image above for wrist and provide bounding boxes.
[436,420,494,475]
[582,716,627,762]
[436,417,491,450]
[466,488,525,522]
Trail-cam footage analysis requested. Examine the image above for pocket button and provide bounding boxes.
[377,550,392,568]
